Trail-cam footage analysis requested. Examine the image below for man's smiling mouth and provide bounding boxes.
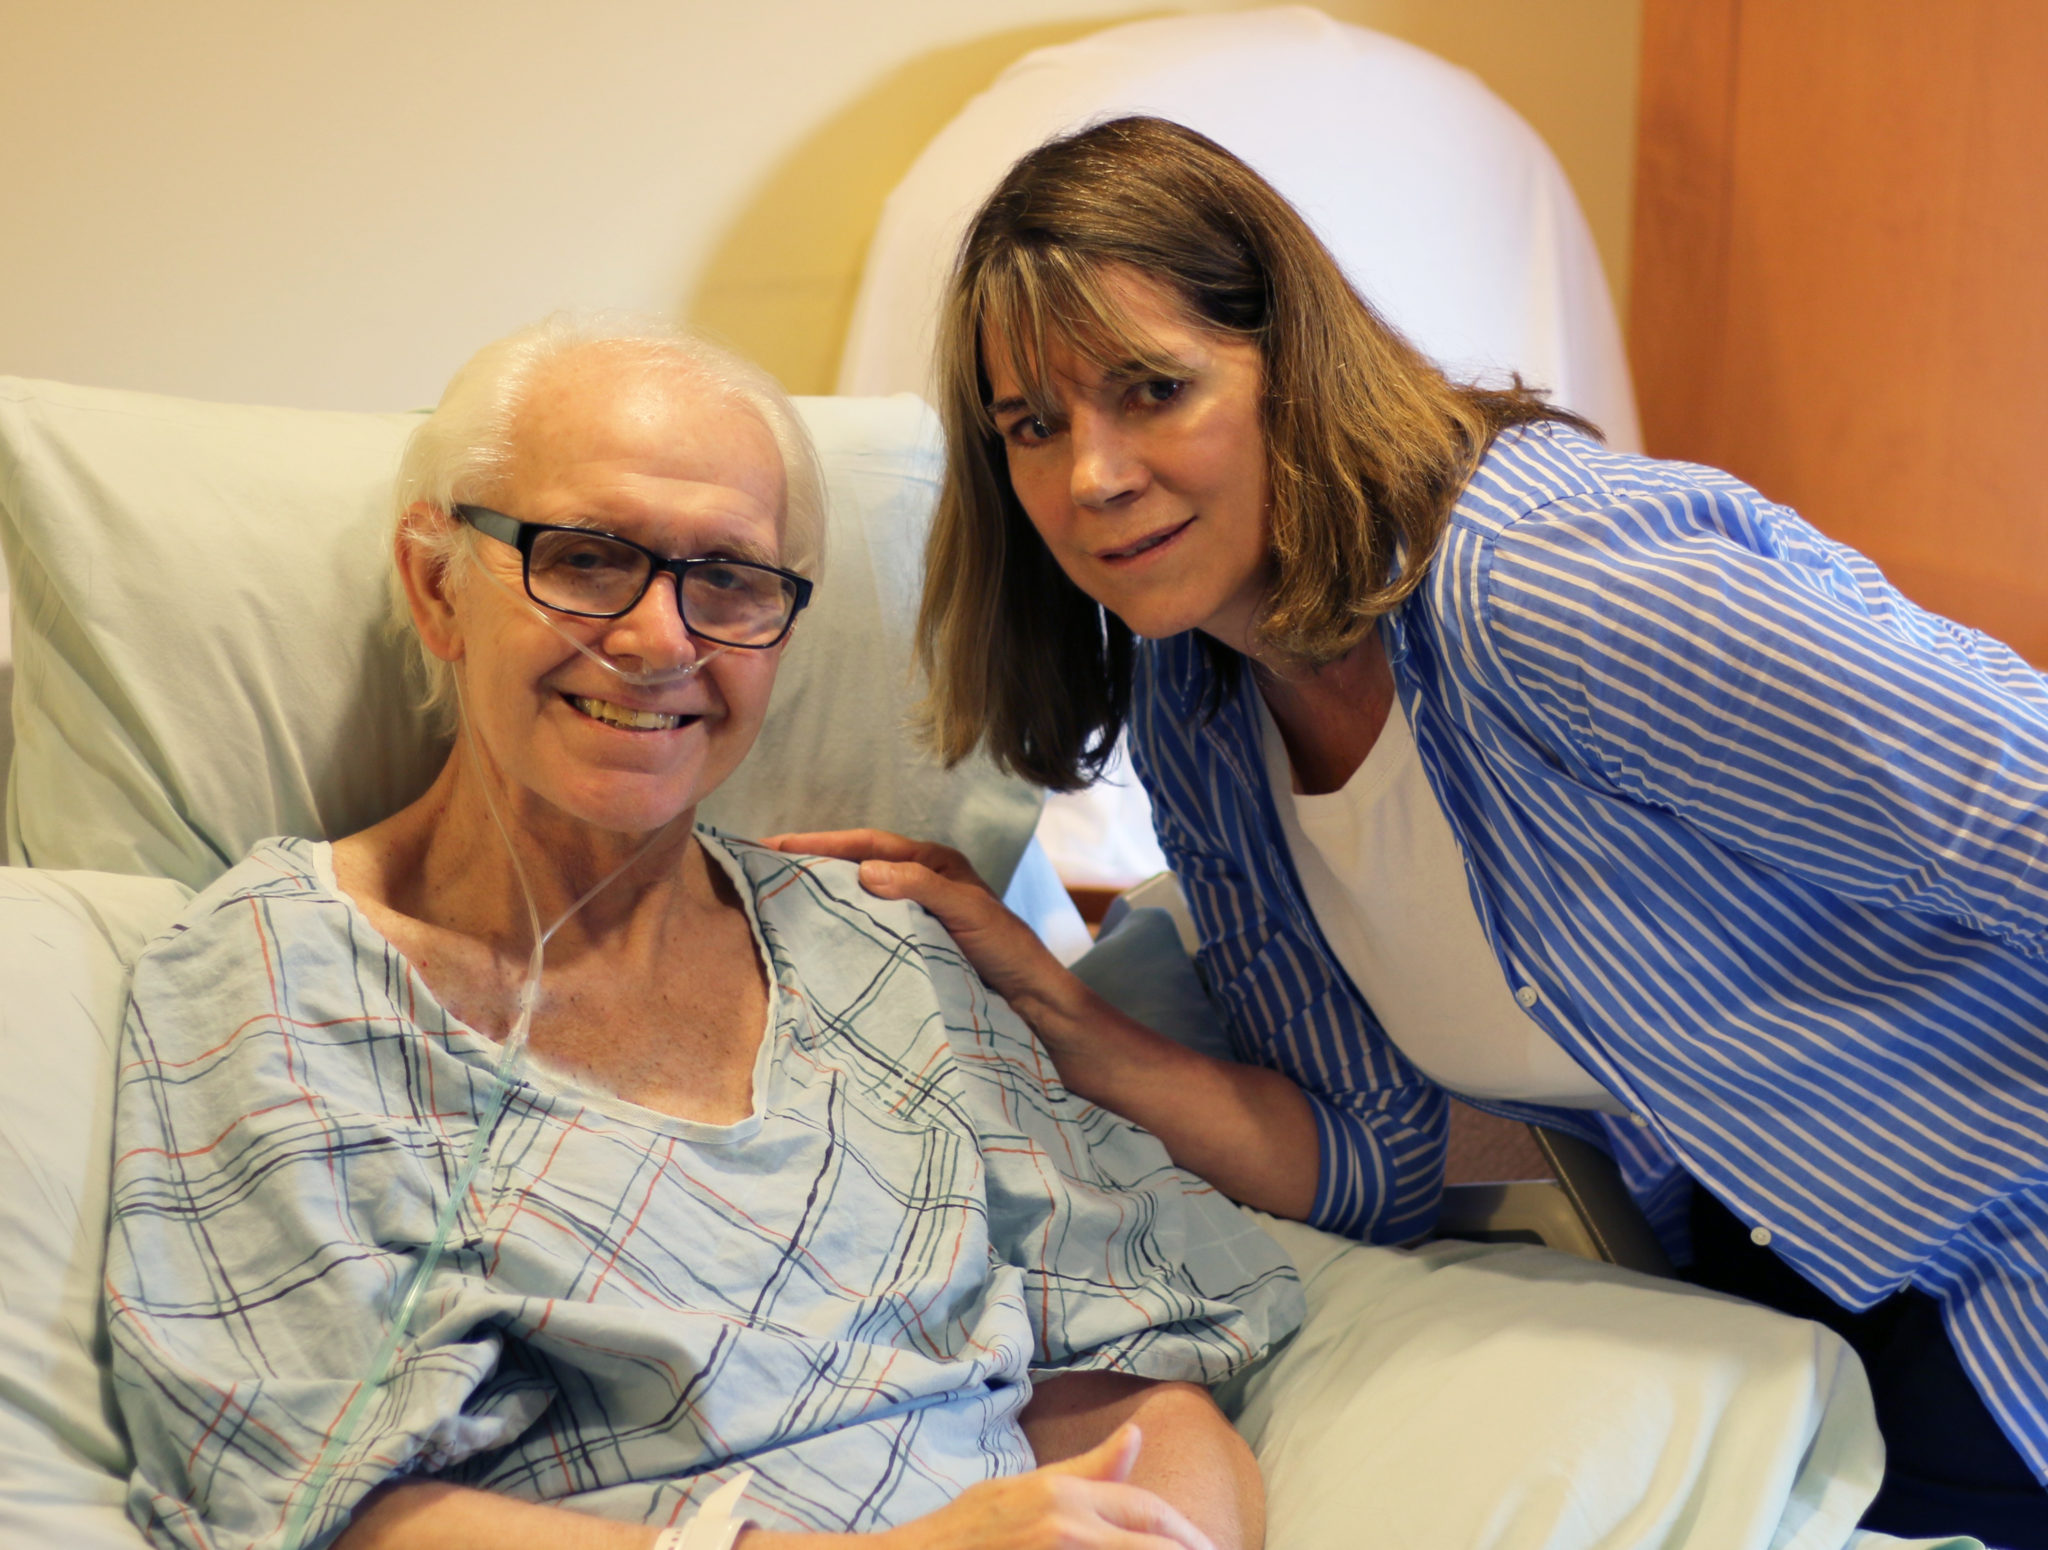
[565,694,695,732]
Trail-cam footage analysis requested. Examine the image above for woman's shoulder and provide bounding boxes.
[1456,422,1783,545]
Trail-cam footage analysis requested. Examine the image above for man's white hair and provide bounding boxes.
[389,312,826,728]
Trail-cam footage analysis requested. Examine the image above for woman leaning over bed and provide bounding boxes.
[773,116,2048,1545]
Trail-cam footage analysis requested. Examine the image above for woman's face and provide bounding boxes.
[424,357,789,839]
[983,268,1270,651]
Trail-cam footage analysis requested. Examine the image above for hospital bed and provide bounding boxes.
[0,370,1969,1549]
[0,11,1980,1544]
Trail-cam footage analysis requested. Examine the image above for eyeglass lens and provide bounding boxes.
[526,530,797,645]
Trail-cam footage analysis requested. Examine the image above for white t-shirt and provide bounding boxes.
[1260,694,1627,1112]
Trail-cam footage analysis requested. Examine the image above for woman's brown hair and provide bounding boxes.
[920,115,1590,790]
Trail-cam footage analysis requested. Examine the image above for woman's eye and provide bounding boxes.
[1136,379,1185,407]
[1004,416,1053,446]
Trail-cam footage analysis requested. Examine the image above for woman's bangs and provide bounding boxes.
[975,250,1196,429]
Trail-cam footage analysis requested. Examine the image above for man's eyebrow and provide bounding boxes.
[555,514,780,566]
[704,537,780,566]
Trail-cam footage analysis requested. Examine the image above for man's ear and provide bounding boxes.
[395,504,466,666]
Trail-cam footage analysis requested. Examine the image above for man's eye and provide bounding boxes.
[541,537,635,574]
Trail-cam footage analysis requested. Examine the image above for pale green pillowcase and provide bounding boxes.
[0,376,1038,892]
[0,867,190,1550]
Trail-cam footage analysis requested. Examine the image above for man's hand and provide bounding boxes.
[860,1424,1216,1550]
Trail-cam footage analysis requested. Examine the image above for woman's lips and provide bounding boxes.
[1098,515,1194,564]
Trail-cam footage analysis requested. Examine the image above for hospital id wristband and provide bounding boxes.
[654,1469,757,1550]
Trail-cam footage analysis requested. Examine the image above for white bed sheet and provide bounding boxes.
[0,865,1982,1550]
[1233,1214,1978,1550]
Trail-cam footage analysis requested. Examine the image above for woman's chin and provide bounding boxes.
[1105,598,1225,643]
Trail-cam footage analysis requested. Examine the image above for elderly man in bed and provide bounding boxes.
[100,318,1299,1550]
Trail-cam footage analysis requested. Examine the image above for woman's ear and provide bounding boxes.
[395,504,465,666]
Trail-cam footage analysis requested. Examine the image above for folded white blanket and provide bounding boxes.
[1227,1213,1981,1550]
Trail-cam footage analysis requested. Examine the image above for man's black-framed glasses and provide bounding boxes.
[455,505,813,649]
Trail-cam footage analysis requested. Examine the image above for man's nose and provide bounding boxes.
[1068,408,1146,509]
[604,570,701,667]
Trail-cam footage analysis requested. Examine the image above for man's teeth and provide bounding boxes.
[571,696,685,731]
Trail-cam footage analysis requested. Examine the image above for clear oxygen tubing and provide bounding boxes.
[281,619,714,1550]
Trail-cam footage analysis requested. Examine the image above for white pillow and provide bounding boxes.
[0,376,1039,892]
[1069,905,1232,1062]
[0,867,188,1550]
[1228,1214,1914,1550]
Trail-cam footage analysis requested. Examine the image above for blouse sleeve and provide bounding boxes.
[105,890,545,1550]
[905,910,1303,1386]
[1475,482,2048,958]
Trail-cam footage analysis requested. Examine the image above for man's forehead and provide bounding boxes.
[514,355,774,469]
[523,348,721,427]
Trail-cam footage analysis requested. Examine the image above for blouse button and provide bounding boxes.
[1514,984,1539,1009]
[1750,1226,1774,1248]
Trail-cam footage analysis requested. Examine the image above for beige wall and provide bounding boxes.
[0,0,1639,408]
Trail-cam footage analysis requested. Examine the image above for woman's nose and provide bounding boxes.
[1068,409,1147,509]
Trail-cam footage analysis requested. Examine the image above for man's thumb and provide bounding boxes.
[1041,1423,1141,1484]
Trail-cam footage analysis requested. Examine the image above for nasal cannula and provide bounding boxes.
[281,578,722,1550]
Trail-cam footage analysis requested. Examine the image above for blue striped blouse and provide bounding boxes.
[1127,422,2048,1481]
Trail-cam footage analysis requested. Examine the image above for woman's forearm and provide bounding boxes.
[1010,975,1320,1221]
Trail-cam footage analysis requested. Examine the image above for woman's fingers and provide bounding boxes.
[854,859,977,914]
[856,858,1068,1004]
[764,827,919,862]
[859,860,1039,963]
[764,829,986,888]
[769,831,1074,1027]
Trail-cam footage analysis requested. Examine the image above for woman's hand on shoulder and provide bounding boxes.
[739,1426,1215,1550]
[763,829,1076,1025]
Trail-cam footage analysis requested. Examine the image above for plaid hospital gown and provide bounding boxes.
[105,832,1300,1550]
